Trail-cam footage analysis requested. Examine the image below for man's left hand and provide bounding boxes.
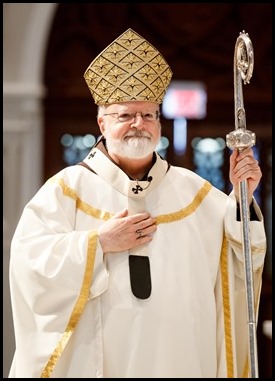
[229,147,262,204]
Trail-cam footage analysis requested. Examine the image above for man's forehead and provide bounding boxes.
[106,101,159,111]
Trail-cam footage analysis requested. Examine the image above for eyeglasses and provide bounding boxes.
[103,111,160,123]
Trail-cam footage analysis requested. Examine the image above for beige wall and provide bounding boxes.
[3,4,57,377]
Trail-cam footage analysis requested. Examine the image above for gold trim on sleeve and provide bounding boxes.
[40,232,97,378]
[220,234,234,378]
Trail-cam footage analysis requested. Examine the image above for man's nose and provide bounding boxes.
[130,113,145,128]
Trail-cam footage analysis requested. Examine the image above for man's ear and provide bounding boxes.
[98,117,105,134]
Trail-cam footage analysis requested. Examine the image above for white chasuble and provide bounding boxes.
[9,147,266,378]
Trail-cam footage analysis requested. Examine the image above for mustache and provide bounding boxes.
[124,130,151,138]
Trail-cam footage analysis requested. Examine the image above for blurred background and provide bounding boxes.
[3,3,272,378]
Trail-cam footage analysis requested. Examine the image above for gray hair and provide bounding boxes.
[97,105,108,118]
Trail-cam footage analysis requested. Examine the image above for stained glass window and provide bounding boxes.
[192,137,226,191]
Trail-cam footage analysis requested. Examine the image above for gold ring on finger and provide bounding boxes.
[136,229,143,239]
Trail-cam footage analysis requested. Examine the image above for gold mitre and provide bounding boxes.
[84,28,173,105]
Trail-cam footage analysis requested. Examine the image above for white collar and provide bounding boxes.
[83,147,169,199]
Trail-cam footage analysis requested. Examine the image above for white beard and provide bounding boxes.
[106,132,160,159]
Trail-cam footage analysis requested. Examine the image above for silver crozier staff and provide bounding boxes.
[226,31,258,378]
